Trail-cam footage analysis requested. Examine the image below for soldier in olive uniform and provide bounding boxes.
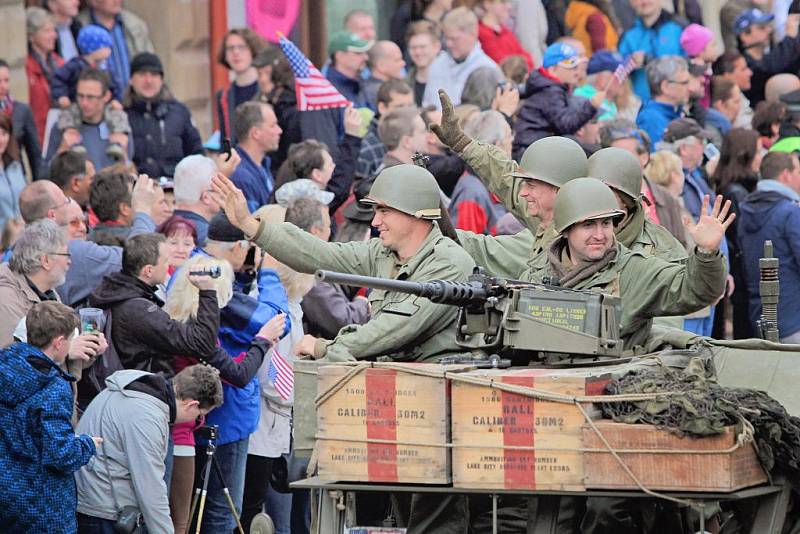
[531,177,731,351]
[213,164,475,363]
[431,90,689,277]
[214,165,472,533]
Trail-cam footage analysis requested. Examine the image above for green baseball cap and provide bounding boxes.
[328,31,373,55]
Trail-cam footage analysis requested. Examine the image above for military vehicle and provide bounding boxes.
[285,255,799,534]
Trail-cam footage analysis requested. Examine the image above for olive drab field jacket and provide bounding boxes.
[454,139,688,280]
[527,240,726,351]
[251,220,475,362]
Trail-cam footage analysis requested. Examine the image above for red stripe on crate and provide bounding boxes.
[366,369,398,482]
[501,376,536,490]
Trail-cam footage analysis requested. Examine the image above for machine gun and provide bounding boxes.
[315,269,623,362]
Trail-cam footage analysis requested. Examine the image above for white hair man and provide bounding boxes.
[0,219,105,369]
[172,154,223,247]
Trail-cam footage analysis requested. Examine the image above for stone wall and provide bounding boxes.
[127,0,213,139]
[1,0,28,101]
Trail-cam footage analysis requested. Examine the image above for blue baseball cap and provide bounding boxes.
[77,25,113,55]
[542,42,584,69]
[587,50,625,75]
[734,8,774,34]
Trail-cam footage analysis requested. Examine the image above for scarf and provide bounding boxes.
[615,202,645,249]
[546,237,618,289]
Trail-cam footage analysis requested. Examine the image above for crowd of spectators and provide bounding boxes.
[3,0,800,532]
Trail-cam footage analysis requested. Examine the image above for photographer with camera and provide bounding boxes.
[88,233,221,377]
[75,364,224,533]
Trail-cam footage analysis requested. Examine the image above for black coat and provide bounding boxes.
[11,101,43,180]
[513,69,597,159]
[89,271,219,375]
[125,93,203,178]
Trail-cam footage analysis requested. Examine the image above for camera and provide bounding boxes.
[189,266,222,279]
[195,424,219,441]
[113,505,142,534]
[243,246,257,271]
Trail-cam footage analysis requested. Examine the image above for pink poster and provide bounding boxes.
[247,0,300,43]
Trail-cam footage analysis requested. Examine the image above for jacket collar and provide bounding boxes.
[327,67,361,91]
[0,263,42,306]
[757,179,800,202]
[390,222,446,279]
[636,9,674,30]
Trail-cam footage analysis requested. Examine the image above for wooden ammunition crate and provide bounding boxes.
[316,363,463,484]
[451,367,611,491]
[583,422,768,492]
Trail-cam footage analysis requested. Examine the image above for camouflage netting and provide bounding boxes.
[601,358,800,482]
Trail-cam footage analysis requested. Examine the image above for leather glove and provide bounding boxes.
[430,89,472,153]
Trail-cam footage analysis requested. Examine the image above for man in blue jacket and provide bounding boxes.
[326,31,372,108]
[619,0,686,101]
[636,56,690,146]
[739,151,800,343]
[230,101,282,212]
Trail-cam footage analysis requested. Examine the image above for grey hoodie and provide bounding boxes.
[75,370,173,534]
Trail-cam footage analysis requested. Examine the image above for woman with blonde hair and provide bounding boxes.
[242,203,315,534]
[644,150,685,199]
[165,254,286,534]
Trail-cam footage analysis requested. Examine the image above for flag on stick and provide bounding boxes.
[278,34,350,111]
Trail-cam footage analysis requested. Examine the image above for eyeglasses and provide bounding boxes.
[667,79,690,85]
[225,44,249,53]
[49,197,72,211]
[76,92,105,101]
[49,251,71,258]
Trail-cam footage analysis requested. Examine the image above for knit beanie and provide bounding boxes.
[77,25,113,56]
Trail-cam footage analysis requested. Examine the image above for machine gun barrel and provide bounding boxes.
[315,270,491,306]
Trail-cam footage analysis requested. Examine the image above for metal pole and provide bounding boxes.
[492,494,498,534]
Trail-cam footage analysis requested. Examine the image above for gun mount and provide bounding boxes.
[757,241,780,342]
[315,269,623,361]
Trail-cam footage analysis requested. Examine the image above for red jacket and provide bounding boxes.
[26,52,64,144]
[478,22,534,70]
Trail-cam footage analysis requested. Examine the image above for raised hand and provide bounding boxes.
[684,195,735,253]
[343,104,364,137]
[213,149,242,178]
[429,89,471,153]
[493,83,519,117]
[131,174,158,214]
[211,173,260,237]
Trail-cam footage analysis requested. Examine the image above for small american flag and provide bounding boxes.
[279,35,350,111]
[613,57,638,84]
[267,349,294,400]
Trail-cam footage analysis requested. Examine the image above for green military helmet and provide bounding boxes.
[553,177,626,234]
[588,147,643,201]
[511,136,588,187]
[361,164,441,219]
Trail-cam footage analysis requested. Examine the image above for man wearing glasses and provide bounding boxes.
[44,68,133,172]
[0,219,103,365]
[636,55,691,146]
